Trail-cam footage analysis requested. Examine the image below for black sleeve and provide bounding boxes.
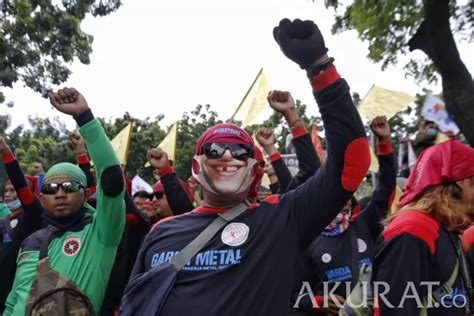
[160,171,194,215]
[284,132,321,193]
[269,182,280,194]
[360,147,396,240]
[277,78,370,247]
[3,153,44,243]
[272,156,292,193]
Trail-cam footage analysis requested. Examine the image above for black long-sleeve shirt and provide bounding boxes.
[128,71,371,316]
[373,213,469,316]
[158,165,195,215]
[0,152,44,313]
[293,142,396,313]
[271,127,321,194]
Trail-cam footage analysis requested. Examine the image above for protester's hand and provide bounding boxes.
[0,137,11,157]
[147,148,170,169]
[256,128,276,148]
[273,18,328,70]
[267,90,296,117]
[320,294,345,315]
[48,87,89,118]
[370,116,391,142]
[70,131,87,154]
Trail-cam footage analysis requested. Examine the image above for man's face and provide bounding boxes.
[133,196,148,211]
[39,176,85,218]
[32,162,44,175]
[257,189,271,201]
[151,192,173,219]
[201,148,250,195]
[3,183,17,203]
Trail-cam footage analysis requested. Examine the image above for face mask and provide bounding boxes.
[6,199,22,212]
[321,210,352,237]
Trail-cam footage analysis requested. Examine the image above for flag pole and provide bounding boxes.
[230,68,264,122]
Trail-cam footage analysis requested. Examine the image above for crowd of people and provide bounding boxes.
[0,18,473,316]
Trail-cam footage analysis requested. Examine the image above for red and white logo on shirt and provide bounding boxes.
[63,237,81,256]
[221,223,250,247]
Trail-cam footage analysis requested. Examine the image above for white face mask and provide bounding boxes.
[192,155,257,195]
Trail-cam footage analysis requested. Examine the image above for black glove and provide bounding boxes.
[273,18,328,70]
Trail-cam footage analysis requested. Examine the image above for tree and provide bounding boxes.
[326,0,474,145]
[0,0,121,102]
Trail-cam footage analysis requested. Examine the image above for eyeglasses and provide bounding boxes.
[150,191,164,200]
[41,181,85,195]
[202,143,253,161]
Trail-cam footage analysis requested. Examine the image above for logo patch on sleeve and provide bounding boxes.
[63,237,81,256]
[221,223,249,247]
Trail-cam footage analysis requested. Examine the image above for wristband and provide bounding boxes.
[306,57,335,79]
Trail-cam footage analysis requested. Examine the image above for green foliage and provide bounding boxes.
[0,0,121,101]
[326,0,472,83]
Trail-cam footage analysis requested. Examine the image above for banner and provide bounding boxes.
[281,154,299,177]
[421,91,460,134]
[131,175,153,195]
[231,68,272,128]
[111,123,133,165]
[358,84,415,120]
[145,122,178,167]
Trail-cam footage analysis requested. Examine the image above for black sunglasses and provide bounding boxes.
[41,181,84,195]
[150,191,164,200]
[202,142,253,161]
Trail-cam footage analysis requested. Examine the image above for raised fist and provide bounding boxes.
[49,87,89,118]
[370,116,391,142]
[147,148,170,170]
[273,18,328,69]
[70,131,87,153]
[256,128,276,148]
[267,90,295,116]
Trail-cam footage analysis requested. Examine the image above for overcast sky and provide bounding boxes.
[2,0,473,132]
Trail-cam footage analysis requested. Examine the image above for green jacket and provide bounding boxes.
[4,118,125,315]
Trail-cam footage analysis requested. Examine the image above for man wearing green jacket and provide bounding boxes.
[4,87,125,315]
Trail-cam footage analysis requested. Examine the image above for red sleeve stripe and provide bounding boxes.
[76,153,90,164]
[310,65,341,92]
[269,152,282,162]
[18,187,35,206]
[158,165,174,176]
[377,141,393,156]
[2,151,15,164]
[291,125,308,139]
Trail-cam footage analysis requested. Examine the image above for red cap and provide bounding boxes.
[398,139,474,208]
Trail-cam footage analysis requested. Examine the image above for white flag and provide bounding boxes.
[131,175,153,196]
[421,91,460,134]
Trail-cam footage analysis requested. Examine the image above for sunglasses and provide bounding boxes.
[202,143,253,161]
[41,181,85,195]
[150,191,164,200]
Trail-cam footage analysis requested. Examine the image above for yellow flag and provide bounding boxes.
[358,84,415,120]
[390,186,404,215]
[110,123,133,165]
[369,146,379,173]
[435,132,450,144]
[145,122,178,167]
[232,68,272,128]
